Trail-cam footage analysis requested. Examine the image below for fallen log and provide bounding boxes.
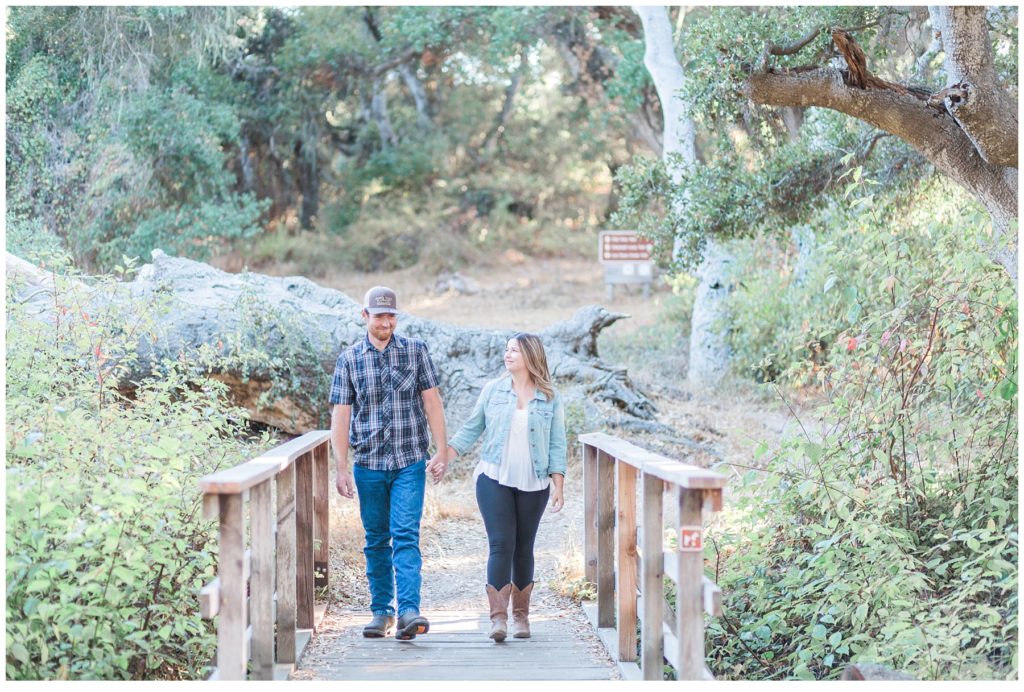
[7,250,656,435]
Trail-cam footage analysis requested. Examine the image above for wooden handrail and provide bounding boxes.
[580,433,727,681]
[578,432,727,488]
[199,430,330,494]
[198,431,331,680]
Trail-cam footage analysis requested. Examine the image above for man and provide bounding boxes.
[330,286,449,640]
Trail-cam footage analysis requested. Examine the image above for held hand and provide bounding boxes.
[426,452,448,484]
[336,469,356,499]
[549,485,564,513]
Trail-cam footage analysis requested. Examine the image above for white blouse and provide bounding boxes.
[474,409,550,492]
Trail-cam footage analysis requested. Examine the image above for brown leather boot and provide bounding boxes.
[486,584,511,642]
[511,583,534,638]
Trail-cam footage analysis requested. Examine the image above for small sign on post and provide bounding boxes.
[678,526,703,552]
[598,231,655,300]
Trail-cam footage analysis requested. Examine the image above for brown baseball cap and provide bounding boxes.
[363,286,398,315]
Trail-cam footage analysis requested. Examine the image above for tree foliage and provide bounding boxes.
[612,6,1017,275]
[7,6,658,272]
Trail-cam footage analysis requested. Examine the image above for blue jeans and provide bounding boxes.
[353,461,426,617]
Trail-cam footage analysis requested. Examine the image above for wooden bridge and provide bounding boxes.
[196,430,726,680]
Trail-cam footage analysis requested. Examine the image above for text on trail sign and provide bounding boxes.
[598,231,654,264]
[678,526,703,552]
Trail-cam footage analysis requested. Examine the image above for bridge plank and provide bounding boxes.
[596,449,616,628]
[583,443,598,585]
[616,461,638,662]
[295,451,315,630]
[641,471,665,680]
[250,479,275,680]
[217,493,246,680]
[300,610,616,680]
[313,441,330,589]
[276,464,297,664]
[676,488,706,680]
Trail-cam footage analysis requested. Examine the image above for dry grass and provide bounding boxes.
[549,534,595,602]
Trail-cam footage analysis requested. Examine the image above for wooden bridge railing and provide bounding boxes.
[197,431,331,680]
[579,432,727,681]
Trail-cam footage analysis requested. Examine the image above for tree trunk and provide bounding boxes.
[473,46,528,163]
[398,62,433,131]
[370,77,398,149]
[7,251,655,435]
[687,243,735,388]
[295,134,318,230]
[636,5,732,387]
[363,8,432,132]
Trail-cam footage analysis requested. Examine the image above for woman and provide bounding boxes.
[434,333,566,642]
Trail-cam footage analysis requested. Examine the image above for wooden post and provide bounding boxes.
[295,451,315,630]
[641,472,665,680]
[276,464,297,664]
[596,450,616,628]
[676,488,706,680]
[583,443,598,585]
[616,461,638,662]
[249,480,274,680]
[313,441,330,590]
[217,493,246,680]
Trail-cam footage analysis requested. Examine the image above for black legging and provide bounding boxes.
[475,473,550,590]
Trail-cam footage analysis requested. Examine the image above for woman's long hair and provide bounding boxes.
[509,332,554,401]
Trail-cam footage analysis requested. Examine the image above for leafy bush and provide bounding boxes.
[704,178,1018,680]
[6,261,273,679]
[5,212,65,263]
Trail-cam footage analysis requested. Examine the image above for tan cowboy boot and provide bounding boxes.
[511,583,534,638]
[486,584,511,642]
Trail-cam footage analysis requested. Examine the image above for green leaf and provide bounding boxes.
[811,623,827,640]
[803,442,823,463]
[828,631,842,647]
[10,642,30,665]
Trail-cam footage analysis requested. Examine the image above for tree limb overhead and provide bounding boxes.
[745,23,1018,281]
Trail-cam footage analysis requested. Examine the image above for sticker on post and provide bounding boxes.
[678,526,703,552]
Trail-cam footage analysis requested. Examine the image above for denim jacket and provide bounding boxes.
[449,376,567,480]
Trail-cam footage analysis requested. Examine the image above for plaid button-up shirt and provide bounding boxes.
[329,333,440,471]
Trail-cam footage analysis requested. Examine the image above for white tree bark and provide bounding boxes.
[370,76,398,148]
[636,6,733,387]
[635,6,695,172]
[398,62,433,131]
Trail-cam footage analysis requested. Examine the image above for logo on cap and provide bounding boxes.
[364,286,398,314]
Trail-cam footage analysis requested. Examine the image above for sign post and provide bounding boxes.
[598,231,655,299]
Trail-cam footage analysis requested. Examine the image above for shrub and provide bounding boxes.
[5,261,273,679]
[703,177,1018,680]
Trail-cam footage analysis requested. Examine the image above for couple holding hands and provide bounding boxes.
[330,286,566,643]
